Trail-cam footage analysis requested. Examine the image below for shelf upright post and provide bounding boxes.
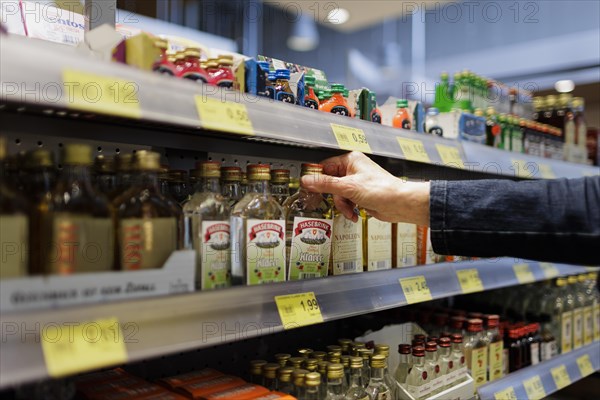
[85,0,116,31]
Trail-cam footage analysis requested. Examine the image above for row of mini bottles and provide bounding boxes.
[249,341,395,400]
[533,94,587,148]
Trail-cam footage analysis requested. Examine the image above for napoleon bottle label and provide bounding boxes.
[0,215,28,279]
[288,217,333,280]
[331,214,362,275]
[120,217,176,270]
[366,218,392,271]
[246,219,286,285]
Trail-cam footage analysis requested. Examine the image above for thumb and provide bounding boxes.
[300,174,351,198]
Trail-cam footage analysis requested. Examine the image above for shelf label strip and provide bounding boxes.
[331,124,372,153]
[523,375,546,400]
[397,137,431,163]
[195,96,254,135]
[513,263,535,284]
[399,275,433,304]
[551,364,571,390]
[494,386,518,400]
[539,262,559,279]
[436,143,465,169]
[576,354,595,378]
[456,268,484,294]
[274,292,324,329]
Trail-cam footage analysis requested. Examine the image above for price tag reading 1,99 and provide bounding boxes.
[195,96,254,135]
[397,138,431,163]
[330,124,372,153]
[399,276,433,304]
[274,292,324,329]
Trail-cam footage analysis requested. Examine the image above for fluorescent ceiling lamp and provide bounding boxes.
[555,80,575,93]
[327,8,350,25]
[287,14,319,51]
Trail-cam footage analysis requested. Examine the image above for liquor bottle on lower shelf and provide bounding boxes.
[293,369,309,399]
[230,164,286,285]
[341,356,351,390]
[463,318,488,388]
[405,346,430,400]
[557,277,574,353]
[262,363,279,391]
[275,353,291,368]
[483,314,503,382]
[271,169,291,205]
[325,363,345,399]
[571,275,586,349]
[507,327,523,372]
[394,344,411,386]
[221,166,243,208]
[424,341,442,395]
[357,349,371,388]
[450,334,467,384]
[373,344,396,398]
[40,144,113,274]
[93,154,116,195]
[365,355,391,400]
[183,161,231,290]
[277,366,295,394]
[283,163,333,281]
[0,137,30,279]
[114,150,178,270]
[317,361,328,398]
[304,372,322,400]
[436,337,454,390]
[346,356,369,400]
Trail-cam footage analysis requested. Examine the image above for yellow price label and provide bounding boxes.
[523,375,546,400]
[330,124,372,153]
[513,263,535,284]
[195,96,254,135]
[539,262,559,279]
[539,163,556,179]
[436,144,465,169]
[62,70,141,119]
[494,386,518,400]
[511,159,533,179]
[576,354,595,377]
[397,138,431,163]
[275,292,324,329]
[456,268,484,294]
[399,276,433,304]
[551,365,571,390]
[41,317,127,378]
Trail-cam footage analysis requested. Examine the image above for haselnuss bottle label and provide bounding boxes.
[246,219,286,285]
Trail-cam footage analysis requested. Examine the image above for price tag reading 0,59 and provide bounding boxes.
[331,124,372,153]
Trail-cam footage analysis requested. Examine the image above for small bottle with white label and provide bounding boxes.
[450,334,468,384]
[271,169,290,206]
[361,209,392,272]
[437,337,455,390]
[424,341,442,394]
[373,344,396,399]
[394,344,411,386]
[571,275,586,349]
[330,197,363,276]
[557,277,574,353]
[183,161,231,290]
[230,164,286,285]
[404,346,430,400]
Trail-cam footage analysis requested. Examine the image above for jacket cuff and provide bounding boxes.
[429,180,449,255]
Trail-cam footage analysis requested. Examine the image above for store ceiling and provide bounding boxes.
[263,0,453,32]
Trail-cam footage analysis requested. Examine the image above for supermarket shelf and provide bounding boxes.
[0,258,592,388]
[1,34,598,179]
[478,342,600,400]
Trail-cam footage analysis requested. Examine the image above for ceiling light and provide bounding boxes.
[327,8,350,25]
[287,14,319,52]
[555,80,575,93]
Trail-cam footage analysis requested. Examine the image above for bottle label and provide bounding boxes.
[530,342,540,365]
[488,341,504,381]
[304,97,319,110]
[561,310,573,353]
[366,218,392,271]
[584,305,593,345]
[395,223,417,267]
[594,303,600,341]
[331,214,363,275]
[0,215,28,279]
[375,390,391,400]
[573,308,584,349]
[120,218,176,270]
[470,347,488,388]
[246,219,286,285]
[407,383,431,399]
[564,119,576,145]
[288,217,333,280]
[541,340,558,361]
[199,221,231,290]
[430,375,445,392]
[502,348,510,376]
[49,215,113,274]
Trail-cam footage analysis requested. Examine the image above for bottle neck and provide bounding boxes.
[304,385,319,399]
[59,164,94,192]
[425,351,437,362]
[133,169,160,191]
[439,347,451,358]
[222,181,241,197]
[369,366,385,381]
[349,367,364,388]
[326,376,344,394]
[271,182,289,195]
[199,177,221,194]
[413,356,425,367]
[399,353,409,364]
[248,179,270,195]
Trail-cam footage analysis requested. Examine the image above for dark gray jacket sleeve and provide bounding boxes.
[429,177,600,265]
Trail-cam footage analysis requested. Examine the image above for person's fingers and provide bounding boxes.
[301,173,349,197]
[320,152,354,176]
[333,195,358,222]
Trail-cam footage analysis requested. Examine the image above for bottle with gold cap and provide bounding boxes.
[230,164,286,285]
[40,143,113,274]
[221,166,243,208]
[365,354,391,400]
[262,363,280,391]
[289,356,305,369]
[292,369,309,399]
[299,348,314,359]
[277,366,295,394]
[111,153,133,200]
[0,137,30,279]
[249,359,267,385]
[153,38,176,76]
[180,48,209,83]
[357,349,371,388]
[114,150,178,270]
[569,275,584,350]
[317,361,329,398]
[93,154,117,195]
[271,169,290,205]
[373,344,396,398]
[183,161,231,290]
[305,358,319,373]
[346,356,369,400]
[313,351,327,362]
[324,363,345,399]
[340,355,351,388]
[305,372,322,400]
[572,97,587,148]
[212,54,235,88]
[275,353,291,368]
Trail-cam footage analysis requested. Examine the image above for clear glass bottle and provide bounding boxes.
[24,149,56,203]
[40,144,113,274]
[571,275,586,349]
[425,107,443,136]
[275,353,291,368]
[394,344,411,386]
[556,277,573,353]
[292,369,308,399]
[277,366,295,395]
[317,361,329,398]
[539,313,558,361]
[93,154,117,195]
[365,355,391,400]
[271,169,290,206]
[341,356,351,391]
[450,334,467,383]
[111,153,133,200]
[373,344,396,398]
[240,172,248,196]
[346,356,369,400]
[183,161,231,290]
[221,166,243,208]
[284,163,334,281]
[483,314,503,382]
[0,137,30,279]
[114,150,178,270]
[304,372,322,400]
[339,339,353,355]
[424,341,442,394]
[325,363,345,400]
[249,360,267,385]
[230,164,286,285]
[405,346,430,400]
[437,337,454,390]
[262,363,279,391]
[463,318,488,388]
[357,349,371,388]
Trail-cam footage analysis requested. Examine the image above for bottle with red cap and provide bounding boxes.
[450,316,466,336]
[450,334,467,384]
[405,346,431,400]
[179,48,210,83]
[529,323,542,365]
[211,55,235,88]
[433,313,449,337]
[152,38,176,76]
[394,344,411,385]
[437,337,455,390]
[464,318,488,388]
[507,326,522,372]
[483,314,504,382]
[424,341,443,395]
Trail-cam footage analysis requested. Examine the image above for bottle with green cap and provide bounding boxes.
[0,137,30,279]
[304,75,320,110]
[434,71,453,112]
[40,143,113,274]
[392,99,412,130]
[320,83,351,117]
[113,150,178,270]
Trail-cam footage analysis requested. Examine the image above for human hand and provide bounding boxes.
[300,152,430,225]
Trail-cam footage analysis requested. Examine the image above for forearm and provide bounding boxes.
[428,177,600,264]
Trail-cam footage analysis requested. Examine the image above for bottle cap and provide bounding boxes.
[338,338,352,350]
[217,57,233,66]
[343,89,349,97]
[277,366,294,382]
[427,336,439,343]
[374,344,390,356]
[184,48,201,58]
[292,369,308,386]
[330,83,345,93]
[412,346,425,357]
[275,69,290,80]
[326,345,342,353]
[262,363,280,379]
[414,334,426,341]
[271,169,290,184]
[62,143,92,165]
[349,356,363,368]
[450,333,463,344]
[340,355,351,368]
[474,108,484,117]
[317,361,328,375]
[450,316,466,330]
[397,99,409,108]
[438,337,451,348]
[304,372,321,387]
[221,166,242,182]
[440,71,449,80]
[326,363,344,379]
[466,318,483,333]
[0,137,6,161]
[249,360,267,375]
[274,353,291,367]
[26,149,55,169]
[427,107,439,116]
[257,61,270,70]
[357,348,371,361]
[288,356,304,368]
[192,161,220,178]
[267,71,276,81]
[312,351,327,361]
[412,339,425,347]
[327,351,341,363]
[370,354,386,368]
[567,275,578,284]
[206,59,219,69]
[486,106,496,116]
[304,358,318,371]
[304,75,316,86]
[425,341,438,352]
[247,164,270,181]
[398,344,411,354]
[484,314,500,329]
[508,328,520,339]
[116,154,133,172]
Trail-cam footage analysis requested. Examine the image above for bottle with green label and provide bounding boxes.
[231,164,286,285]
[114,150,178,270]
[40,144,114,274]
[0,137,30,279]
[184,161,231,290]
